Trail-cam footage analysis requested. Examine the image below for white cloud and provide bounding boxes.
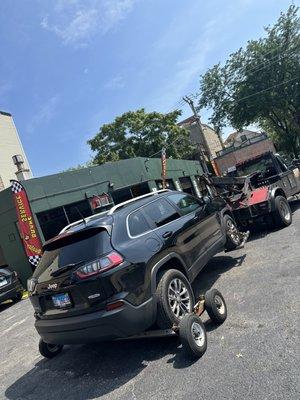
[41,0,137,47]
[104,74,125,89]
[27,95,60,133]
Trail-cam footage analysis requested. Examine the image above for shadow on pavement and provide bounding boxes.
[290,198,300,212]
[193,254,246,296]
[0,300,15,313]
[5,336,181,400]
[244,197,300,242]
[5,253,244,399]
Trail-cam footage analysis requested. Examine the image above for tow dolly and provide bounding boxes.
[114,288,228,359]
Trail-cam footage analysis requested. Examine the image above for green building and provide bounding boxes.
[0,157,203,284]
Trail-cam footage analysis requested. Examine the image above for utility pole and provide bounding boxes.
[182,96,211,174]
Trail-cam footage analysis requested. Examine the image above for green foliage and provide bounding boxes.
[63,161,94,172]
[88,108,195,164]
[198,5,300,157]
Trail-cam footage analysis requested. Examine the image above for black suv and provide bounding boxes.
[28,190,240,357]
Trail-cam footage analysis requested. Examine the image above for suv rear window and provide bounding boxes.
[33,229,112,278]
[143,198,180,227]
[128,210,151,237]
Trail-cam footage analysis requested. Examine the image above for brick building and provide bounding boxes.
[178,116,224,158]
[214,133,276,175]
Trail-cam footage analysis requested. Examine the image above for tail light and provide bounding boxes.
[75,251,123,279]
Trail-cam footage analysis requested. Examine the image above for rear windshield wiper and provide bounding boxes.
[51,261,84,277]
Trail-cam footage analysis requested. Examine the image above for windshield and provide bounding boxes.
[33,229,112,280]
[236,156,277,177]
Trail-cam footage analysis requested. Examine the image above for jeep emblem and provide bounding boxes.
[48,283,58,290]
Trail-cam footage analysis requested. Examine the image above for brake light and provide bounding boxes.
[75,251,123,279]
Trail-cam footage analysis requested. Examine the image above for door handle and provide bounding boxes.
[162,231,173,239]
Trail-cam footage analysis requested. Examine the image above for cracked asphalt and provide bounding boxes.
[1,200,299,400]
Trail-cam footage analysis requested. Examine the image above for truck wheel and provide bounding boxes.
[39,339,63,359]
[156,269,195,329]
[224,215,241,251]
[179,314,207,359]
[272,196,292,228]
[205,289,227,324]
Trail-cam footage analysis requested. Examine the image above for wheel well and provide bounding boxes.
[156,257,188,282]
[274,188,286,198]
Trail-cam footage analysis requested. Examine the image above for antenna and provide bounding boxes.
[74,206,87,226]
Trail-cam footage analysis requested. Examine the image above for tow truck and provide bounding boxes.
[208,152,300,229]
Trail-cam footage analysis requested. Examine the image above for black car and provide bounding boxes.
[0,267,24,304]
[28,190,241,358]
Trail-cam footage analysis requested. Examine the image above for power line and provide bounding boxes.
[235,75,299,103]
[241,46,300,77]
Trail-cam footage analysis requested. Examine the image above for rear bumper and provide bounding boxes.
[0,281,23,303]
[35,297,155,345]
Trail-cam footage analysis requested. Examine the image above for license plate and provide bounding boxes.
[52,293,71,308]
[0,278,7,287]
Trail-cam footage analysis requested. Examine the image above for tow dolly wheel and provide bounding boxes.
[179,314,207,359]
[39,339,63,359]
[205,289,227,324]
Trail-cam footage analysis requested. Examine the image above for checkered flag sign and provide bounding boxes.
[11,179,43,270]
[11,180,23,194]
[28,255,41,267]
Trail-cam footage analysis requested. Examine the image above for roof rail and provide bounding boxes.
[59,211,108,234]
[107,189,170,215]
[59,189,170,233]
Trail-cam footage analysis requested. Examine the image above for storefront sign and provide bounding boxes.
[89,193,111,210]
[11,180,43,269]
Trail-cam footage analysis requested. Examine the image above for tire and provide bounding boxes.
[156,269,195,329]
[205,289,227,324]
[39,339,63,359]
[223,214,241,251]
[272,195,292,228]
[13,292,23,302]
[179,314,207,359]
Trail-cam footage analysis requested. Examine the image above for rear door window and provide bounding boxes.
[168,193,202,215]
[33,229,112,278]
[143,199,180,227]
[128,210,151,237]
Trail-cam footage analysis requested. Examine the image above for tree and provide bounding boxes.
[198,5,300,157]
[88,108,195,164]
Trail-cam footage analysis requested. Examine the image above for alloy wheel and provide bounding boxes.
[168,278,192,318]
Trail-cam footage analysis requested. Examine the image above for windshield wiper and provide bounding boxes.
[50,261,84,277]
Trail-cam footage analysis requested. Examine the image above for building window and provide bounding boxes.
[36,200,92,241]
[178,177,196,196]
[64,200,92,223]
[112,182,150,205]
[37,207,69,241]
[155,179,176,190]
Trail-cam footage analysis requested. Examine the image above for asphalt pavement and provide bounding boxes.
[1,200,299,400]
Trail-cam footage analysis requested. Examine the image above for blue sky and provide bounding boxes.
[0,0,295,176]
